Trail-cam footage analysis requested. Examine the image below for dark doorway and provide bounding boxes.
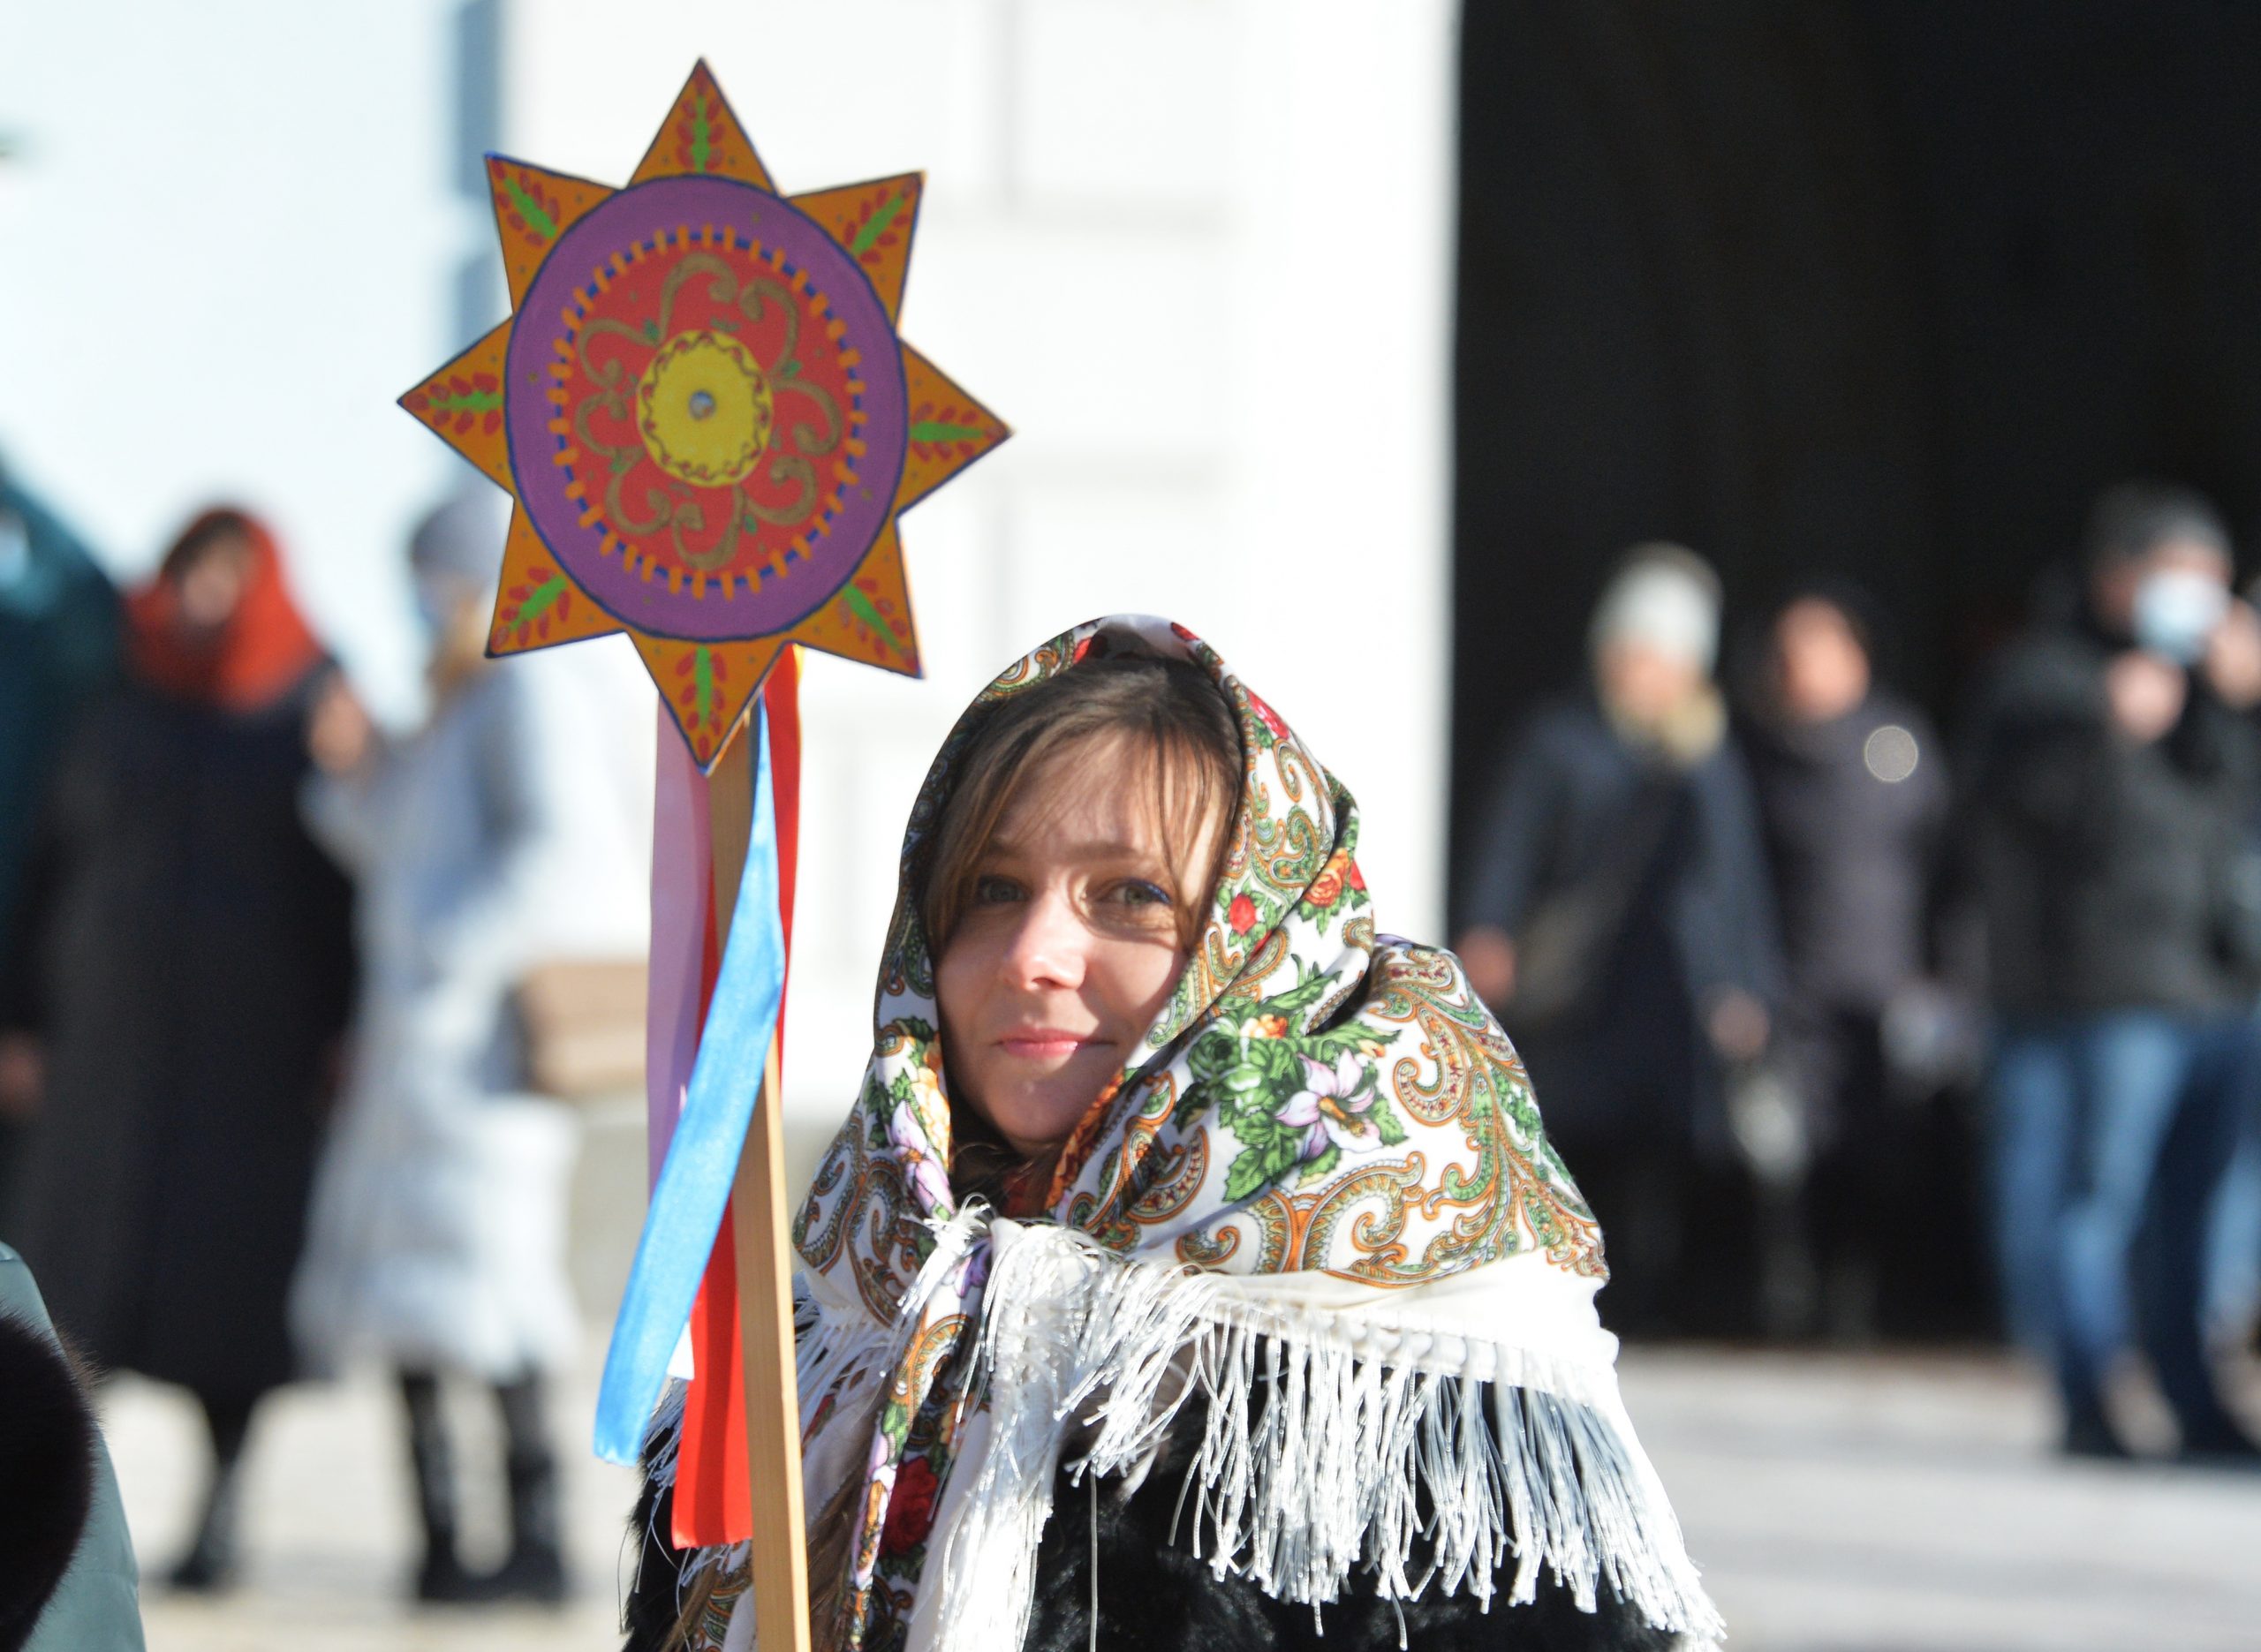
[1451,2,2261,1340]
[1451,0,2261,893]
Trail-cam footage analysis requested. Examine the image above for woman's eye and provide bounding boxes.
[1110,879,1173,909]
[972,874,1025,905]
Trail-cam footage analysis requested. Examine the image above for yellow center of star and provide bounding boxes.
[635,330,774,487]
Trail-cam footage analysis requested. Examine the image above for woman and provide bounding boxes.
[1739,584,1949,1338]
[624,618,1719,1651]
[290,496,581,1603]
[0,509,356,1590]
[1455,547,1782,1335]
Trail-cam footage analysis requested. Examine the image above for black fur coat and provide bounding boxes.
[0,1312,96,1651]
[624,1385,1680,1652]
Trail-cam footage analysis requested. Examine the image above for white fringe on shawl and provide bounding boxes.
[652,1206,1723,1652]
[917,1212,1720,1652]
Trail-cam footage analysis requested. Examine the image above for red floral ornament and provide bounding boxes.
[880,1457,941,1556]
[1228,893,1258,934]
[1246,690,1289,743]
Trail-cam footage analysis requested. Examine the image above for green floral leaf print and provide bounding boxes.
[1185,1029,1240,1088]
[1368,1096,1409,1148]
[1297,1143,1342,1188]
[1263,968,1338,1022]
[861,1074,895,1147]
[1212,1040,1300,1138]
[1307,1022,1401,1065]
[1223,1132,1300,1203]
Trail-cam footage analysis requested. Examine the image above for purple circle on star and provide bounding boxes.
[504,173,909,643]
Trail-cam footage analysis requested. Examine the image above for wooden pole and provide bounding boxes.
[707,715,813,1652]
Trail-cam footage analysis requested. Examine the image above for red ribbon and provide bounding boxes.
[674,647,803,1546]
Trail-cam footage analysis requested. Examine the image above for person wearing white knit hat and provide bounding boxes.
[1586,545,1726,761]
[1456,544,1782,1333]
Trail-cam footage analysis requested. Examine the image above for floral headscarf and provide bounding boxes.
[666,616,1718,1651]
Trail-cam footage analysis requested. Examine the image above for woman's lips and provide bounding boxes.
[997,1031,1098,1059]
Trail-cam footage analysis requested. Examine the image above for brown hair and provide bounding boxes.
[917,651,1243,954]
[792,651,1246,1648]
[914,649,1242,1212]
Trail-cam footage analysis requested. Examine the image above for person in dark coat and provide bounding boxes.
[1456,545,1784,1334]
[1741,585,1948,1338]
[0,462,116,960]
[1964,481,2261,1460]
[0,508,356,1587]
[0,464,118,1184]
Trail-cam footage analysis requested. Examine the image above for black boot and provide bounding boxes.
[2061,1399,2135,1460]
[169,1392,253,1592]
[485,1373,568,1603]
[402,1370,485,1603]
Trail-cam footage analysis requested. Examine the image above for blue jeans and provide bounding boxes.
[2206,1032,2261,1338]
[1990,1011,2255,1441]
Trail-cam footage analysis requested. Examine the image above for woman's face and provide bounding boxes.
[171,530,253,641]
[1773,598,1871,725]
[935,734,1212,1162]
[415,570,495,686]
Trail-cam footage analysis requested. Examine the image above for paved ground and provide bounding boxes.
[1624,1350,2261,1652]
[115,1346,2261,1651]
[103,1105,2261,1649]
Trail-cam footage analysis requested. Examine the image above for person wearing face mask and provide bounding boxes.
[0,508,358,1588]
[1964,480,2261,1461]
[287,494,590,1605]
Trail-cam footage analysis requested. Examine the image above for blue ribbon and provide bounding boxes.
[594,705,786,1465]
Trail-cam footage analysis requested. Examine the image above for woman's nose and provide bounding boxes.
[1001,891,1086,988]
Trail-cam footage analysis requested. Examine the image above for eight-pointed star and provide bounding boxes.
[402,61,1009,767]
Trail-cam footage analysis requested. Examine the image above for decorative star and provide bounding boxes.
[402,61,1010,766]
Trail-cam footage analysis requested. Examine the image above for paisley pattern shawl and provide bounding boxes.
[669,615,1717,1651]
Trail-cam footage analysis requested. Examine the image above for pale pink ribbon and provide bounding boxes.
[646,698,712,1191]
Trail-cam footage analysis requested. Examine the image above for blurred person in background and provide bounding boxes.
[289,494,578,1606]
[1740,584,1950,1339]
[0,464,117,1185]
[0,508,356,1585]
[0,462,116,954]
[1456,544,1783,1333]
[1965,481,2261,1460]
[2198,564,2261,1362]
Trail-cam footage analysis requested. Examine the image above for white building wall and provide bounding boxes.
[0,0,477,716]
[502,0,1459,1188]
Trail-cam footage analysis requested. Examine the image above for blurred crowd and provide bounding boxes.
[0,458,645,1611]
[1455,482,2261,1465]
